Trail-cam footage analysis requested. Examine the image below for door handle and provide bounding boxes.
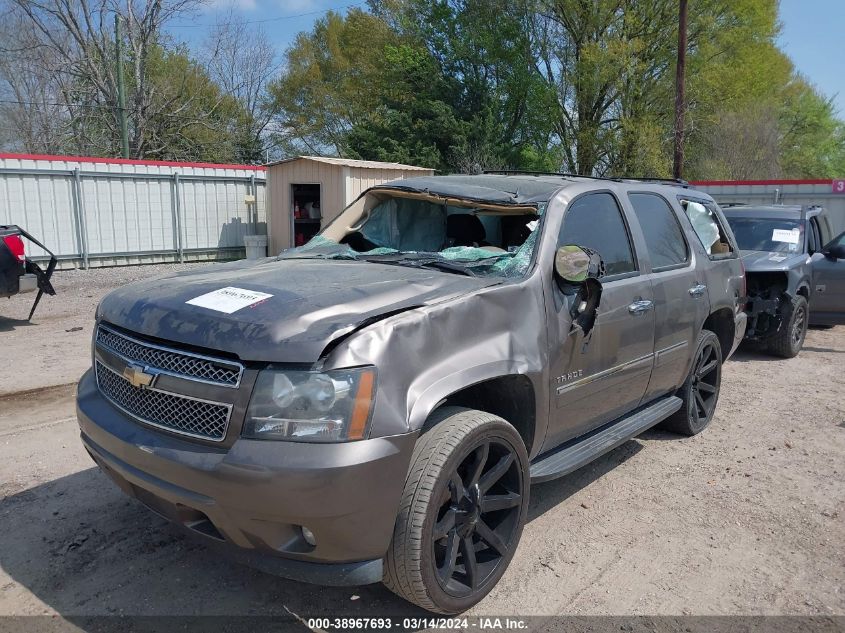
[688,283,707,298]
[628,299,653,315]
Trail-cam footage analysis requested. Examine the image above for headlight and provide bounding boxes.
[243,367,376,442]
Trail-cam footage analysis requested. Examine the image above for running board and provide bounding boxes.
[530,396,683,483]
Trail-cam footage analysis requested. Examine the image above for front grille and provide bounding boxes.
[96,325,242,387]
[95,361,231,441]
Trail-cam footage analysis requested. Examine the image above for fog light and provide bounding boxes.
[301,526,317,546]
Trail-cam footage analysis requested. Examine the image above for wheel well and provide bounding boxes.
[437,375,536,454]
[797,284,810,299]
[703,308,734,359]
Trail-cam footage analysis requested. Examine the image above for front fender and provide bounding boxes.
[321,280,549,441]
[406,360,529,431]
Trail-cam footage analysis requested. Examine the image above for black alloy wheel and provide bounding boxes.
[383,407,529,614]
[768,295,809,358]
[689,338,721,427]
[660,329,723,436]
[432,438,523,597]
[791,302,807,348]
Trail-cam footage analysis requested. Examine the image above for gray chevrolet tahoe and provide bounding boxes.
[721,204,845,357]
[76,174,746,613]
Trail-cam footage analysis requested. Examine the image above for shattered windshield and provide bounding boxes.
[726,217,805,253]
[279,195,544,279]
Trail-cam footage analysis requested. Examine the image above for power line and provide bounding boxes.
[0,99,105,109]
[168,2,365,28]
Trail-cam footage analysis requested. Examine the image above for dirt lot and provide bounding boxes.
[0,263,843,621]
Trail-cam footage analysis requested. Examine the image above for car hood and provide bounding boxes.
[740,250,809,272]
[97,257,500,363]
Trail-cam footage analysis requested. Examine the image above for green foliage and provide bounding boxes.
[139,45,242,162]
[9,0,842,174]
[268,9,404,155]
[779,77,845,178]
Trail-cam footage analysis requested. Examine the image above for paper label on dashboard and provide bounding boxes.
[771,228,801,244]
[186,287,273,314]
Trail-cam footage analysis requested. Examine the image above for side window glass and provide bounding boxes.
[628,193,689,270]
[559,192,637,277]
[826,231,845,250]
[809,218,822,254]
[679,199,734,257]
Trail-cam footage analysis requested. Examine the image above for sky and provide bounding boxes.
[167,0,361,50]
[169,0,845,117]
[778,0,845,116]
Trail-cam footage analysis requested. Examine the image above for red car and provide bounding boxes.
[0,225,56,319]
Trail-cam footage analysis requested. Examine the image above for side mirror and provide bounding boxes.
[554,245,604,339]
[823,244,845,261]
[554,245,603,286]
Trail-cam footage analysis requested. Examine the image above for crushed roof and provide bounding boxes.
[375,174,581,205]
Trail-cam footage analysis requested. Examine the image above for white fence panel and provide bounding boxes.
[0,154,266,268]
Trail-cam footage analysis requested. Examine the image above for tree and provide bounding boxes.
[372,0,560,171]
[0,8,73,153]
[5,0,223,158]
[345,44,468,171]
[268,9,404,156]
[778,77,845,178]
[204,13,279,163]
[139,44,241,162]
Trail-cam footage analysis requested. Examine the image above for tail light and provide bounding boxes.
[2,234,26,263]
[738,260,747,311]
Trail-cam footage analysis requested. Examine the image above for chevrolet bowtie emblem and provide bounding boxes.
[123,363,156,389]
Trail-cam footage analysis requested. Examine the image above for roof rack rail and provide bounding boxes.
[620,176,690,187]
[482,170,605,180]
[481,170,690,187]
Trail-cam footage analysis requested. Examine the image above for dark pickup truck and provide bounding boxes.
[721,205,845,357]
[0,225,57,319]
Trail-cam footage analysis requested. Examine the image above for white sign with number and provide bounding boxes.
[771,229,801,244]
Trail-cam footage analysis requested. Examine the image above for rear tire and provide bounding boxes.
[767,295,808,358]
[383,407,529,614]
[659,330,722,436]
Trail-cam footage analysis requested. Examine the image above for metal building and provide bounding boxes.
[266,156,433,254]
[0,153,266,268]
[692,179,845,236]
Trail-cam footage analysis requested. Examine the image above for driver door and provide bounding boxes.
[542,192,655,453]
[811,230,845,325]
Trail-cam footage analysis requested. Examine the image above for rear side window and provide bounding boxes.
[679,199,734,257]
[559,192,637,277]
[628,193,689,270]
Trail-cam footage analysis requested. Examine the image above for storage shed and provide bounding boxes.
[266,156,434,253]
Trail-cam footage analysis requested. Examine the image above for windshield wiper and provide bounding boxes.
[418,260,477,276]
[360,254,478,277]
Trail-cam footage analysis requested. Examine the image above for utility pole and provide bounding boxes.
[115,14,130,158]
[673,0,688,180]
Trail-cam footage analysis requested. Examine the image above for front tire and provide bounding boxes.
[660,329,722,436]
[383,407,529,614]
[768,295,808,358]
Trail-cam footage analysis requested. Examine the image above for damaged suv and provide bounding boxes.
[722,204,845,357]
[77,174,745,613]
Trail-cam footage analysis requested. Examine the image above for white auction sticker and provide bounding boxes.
[771,228,801,244]
[186,287,273,314]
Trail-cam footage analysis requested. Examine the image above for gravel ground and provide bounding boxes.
[0,265,843,623]
[0,263,209,396]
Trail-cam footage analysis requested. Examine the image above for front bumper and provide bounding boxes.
[76,369,417,586]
